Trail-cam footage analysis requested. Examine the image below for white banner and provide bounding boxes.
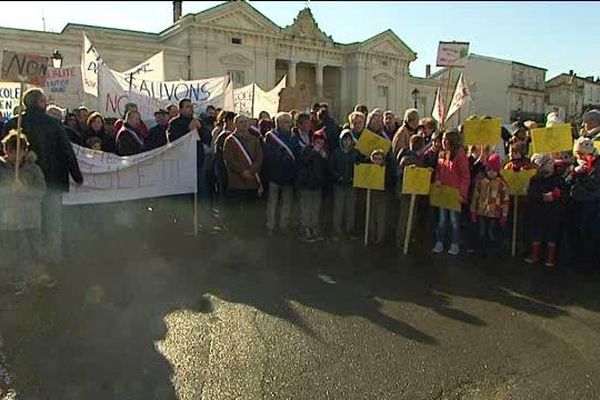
[446,73,471,121]
[43,65,84,109]
[0,82,21,121]
[122,51,165,82]
[231,76,286,118]
[82,33,103,96]
[232,83,254,117]
[436,41,469,67]
[99,63,228,121]
[62,132,198,205]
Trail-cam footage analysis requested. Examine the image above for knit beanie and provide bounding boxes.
[531,153,554,170]
[574,137,594,155]
[486,154,502,172]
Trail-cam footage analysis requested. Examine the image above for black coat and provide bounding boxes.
[320,117,341,152]
[330,147,363,186]
[262,130,300,186]
[5,109,83,192]
[298,145,329,190]
[116,125,145,156]
[146,124,168,150]
[167,115,192,142]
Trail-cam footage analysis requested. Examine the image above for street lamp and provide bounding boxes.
[411,88,420,109]
[51,49,63,69]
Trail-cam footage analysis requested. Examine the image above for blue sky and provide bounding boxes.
[1,1,598,80]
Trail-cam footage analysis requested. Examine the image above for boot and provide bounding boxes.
[545,243,556,268]
[525,242,541,264]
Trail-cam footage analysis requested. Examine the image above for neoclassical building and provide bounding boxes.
[0,0,438,118]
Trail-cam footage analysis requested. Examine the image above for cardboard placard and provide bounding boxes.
[355,129,391,157]
[594,141,600,154]
[429,184,461,211]
[353,164,385,191]
[463,118,502,146]
[1,50,48,85]
[402,166,432,195]
[530,124,573,154]
[501,168,537,196]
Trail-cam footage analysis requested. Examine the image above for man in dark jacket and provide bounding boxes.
[263,112,300,235]
[5,88,83,264]
[317,108,340,153]
[146,109,169,150]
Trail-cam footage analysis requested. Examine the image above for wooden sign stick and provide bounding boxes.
[511,195,518,257]
[403,194,417,255]
[14,77,27,182]
[364,189,371,246]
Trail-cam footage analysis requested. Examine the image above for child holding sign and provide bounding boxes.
[330,129,363,241]
[432,129,470,256]
[525,154,565,267]
[470,154,510,257]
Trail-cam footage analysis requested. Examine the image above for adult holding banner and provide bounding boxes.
[431,129,470,256]
[223,115,264,232]
[263,112,299,236]
[392,109,419,161]
[5,88,83,265]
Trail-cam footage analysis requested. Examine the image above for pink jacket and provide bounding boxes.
[436,147,471,202]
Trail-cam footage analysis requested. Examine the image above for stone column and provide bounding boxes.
[287,60,297,87]
[315,63,324,99]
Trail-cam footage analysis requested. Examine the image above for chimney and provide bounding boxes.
[569,70,574,76]
[173,1,182,23]
[425,64,431,78]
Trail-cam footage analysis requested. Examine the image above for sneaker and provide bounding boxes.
[448,244,460,256]
[432,241,444,254]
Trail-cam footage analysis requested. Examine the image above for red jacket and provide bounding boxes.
[436,147,471,202]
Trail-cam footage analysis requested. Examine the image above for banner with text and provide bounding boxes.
[82,32,103,96]
[0,82,22,120]
[62,132,198,205]
[43,65,84,109]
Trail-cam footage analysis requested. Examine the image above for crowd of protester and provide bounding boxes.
[1,87,600,299]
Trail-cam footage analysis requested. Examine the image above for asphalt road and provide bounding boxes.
[1,217,600,400]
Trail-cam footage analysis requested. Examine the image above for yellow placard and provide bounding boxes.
[530,124,573,154]
[463,118,503,146]
[353,163,385,191]
[594,141,600,154]
[402,166,432,195]
[501,168,537,196]
[429,184,461,211]
[355,129,392,157]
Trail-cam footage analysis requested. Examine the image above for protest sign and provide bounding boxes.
[253,76,286,118]
[43,65,83,108]
[501,169,537,196]
[594,141,600,154]
[0,82,22,120]
[429,184,461,211]
[530,124,573,154]
[62,132,198,205]
[402,166,432,195]
[353,164,385,191]
[463,118,502,146]
[122,51,165,83]
[232,83,254,116]
[355,129,392,157]
[436,41,469,67]
[1,51,48,86]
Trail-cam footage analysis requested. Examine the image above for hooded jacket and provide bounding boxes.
[330,130,363,186]
[297,131,330,190]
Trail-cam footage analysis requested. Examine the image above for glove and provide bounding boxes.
[551,188,562,200]
[500,216,508,227]
[471,212,477,224]
[512,165,521,172]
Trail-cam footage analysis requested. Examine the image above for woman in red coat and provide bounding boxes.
[432,129,471,256]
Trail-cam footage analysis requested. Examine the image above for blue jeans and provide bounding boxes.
[436,208,460,246]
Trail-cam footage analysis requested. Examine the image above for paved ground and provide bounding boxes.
[1,209,600,400]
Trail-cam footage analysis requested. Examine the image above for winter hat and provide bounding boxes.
[486,154,502,172]
[370,148,385,162]
[531,153,554,170]
[574,137,595,155]
[339,128,356,143]
[311,129,327,149]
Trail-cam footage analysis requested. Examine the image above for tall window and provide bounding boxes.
[228,70,245,87]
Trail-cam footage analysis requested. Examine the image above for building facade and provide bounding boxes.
[430,54,547,125]
[546,72,600,122]
[0,0,438,119]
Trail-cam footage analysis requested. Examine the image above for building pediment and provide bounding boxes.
[281,8,333,44]
[356,30,416,61]
[220,53,253,67]
[373,72,396,84]
[193,2,280,36]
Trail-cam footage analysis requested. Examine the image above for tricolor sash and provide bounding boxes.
[267,130,296,160]
[231,134,261,185]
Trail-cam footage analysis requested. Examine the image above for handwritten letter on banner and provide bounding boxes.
[62,132,198,205]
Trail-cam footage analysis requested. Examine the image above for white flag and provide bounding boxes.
[445,73,471,121]
[431,86,446,124]
[81,33,103,96]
